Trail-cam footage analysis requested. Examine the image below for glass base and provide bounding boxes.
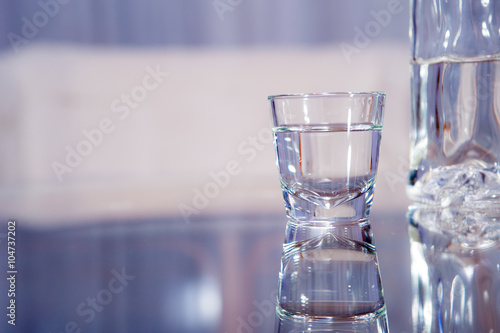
[283,188,374,223]
[277,220,386,320]
[276,304,389,332]
[407,163,500,207]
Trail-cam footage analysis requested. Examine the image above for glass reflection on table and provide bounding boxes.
[408,205,500,333]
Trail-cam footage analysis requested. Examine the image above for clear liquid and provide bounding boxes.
[275,124,382,221]
[409,58,500,205]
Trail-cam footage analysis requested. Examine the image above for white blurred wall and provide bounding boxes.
[0,42,411,226]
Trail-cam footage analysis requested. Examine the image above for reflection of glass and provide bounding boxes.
[408,205,500,332]
[269,92,387,329]
[409,0,500,205]
[276,311,389,333]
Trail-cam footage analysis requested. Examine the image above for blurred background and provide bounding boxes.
[0,1,413,332]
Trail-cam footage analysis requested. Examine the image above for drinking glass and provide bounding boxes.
[269,92,388,327]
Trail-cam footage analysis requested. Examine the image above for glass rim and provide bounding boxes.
[268,91,385,100]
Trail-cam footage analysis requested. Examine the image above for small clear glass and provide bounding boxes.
[269,92,388,327]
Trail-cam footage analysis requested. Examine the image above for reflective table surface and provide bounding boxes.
[0,210,414,333]
[2,208,499,333]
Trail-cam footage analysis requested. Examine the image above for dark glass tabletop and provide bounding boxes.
[0,209,414,333]
[3,205,500,333]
